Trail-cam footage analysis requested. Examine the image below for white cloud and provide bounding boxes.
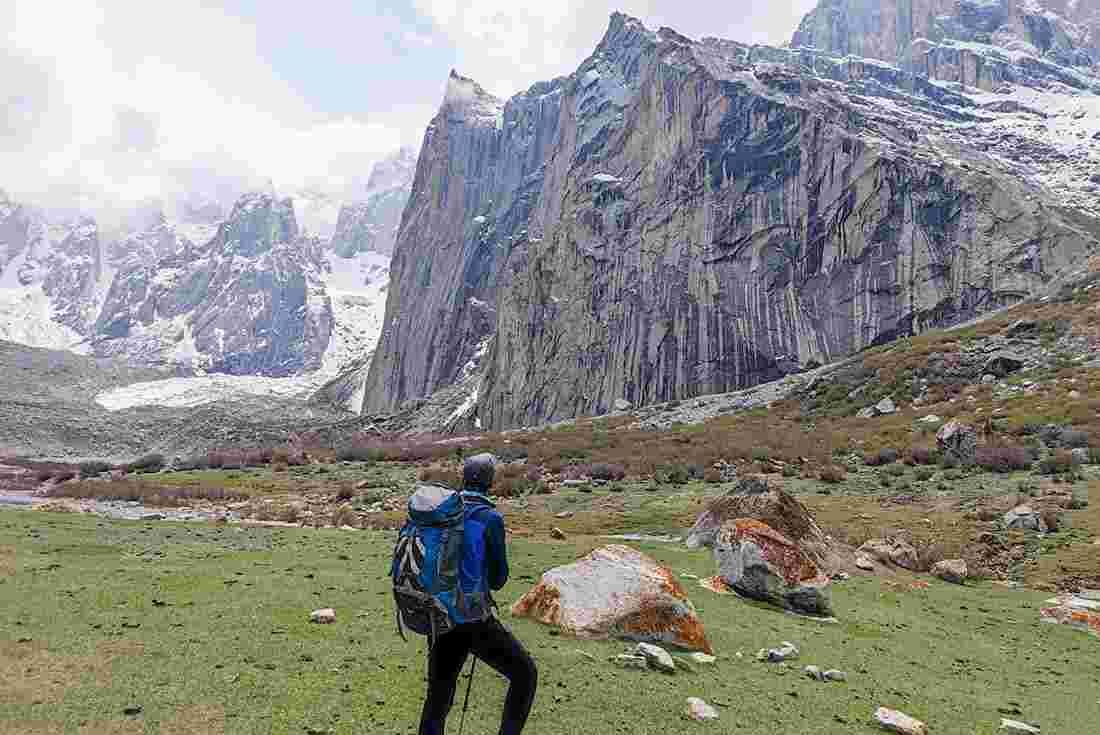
[0,1,414,222]
[411,0,820,98]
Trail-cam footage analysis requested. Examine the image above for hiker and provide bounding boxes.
[393,453,538,735]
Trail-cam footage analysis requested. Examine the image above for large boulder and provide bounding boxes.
[1003,505,1055,533]
[510,545,712,652]
[937,420,978,464]
[712,519,833,617]
[686,489,834,571]
[931,559,968,584]
[859,538,919,570]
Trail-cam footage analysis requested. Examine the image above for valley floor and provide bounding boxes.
[2,502,1098,735]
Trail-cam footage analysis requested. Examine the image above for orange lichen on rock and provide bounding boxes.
[728,519,826,585]
[510,545,711,651]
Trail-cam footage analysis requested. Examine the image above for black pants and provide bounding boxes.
[418,617,538,735]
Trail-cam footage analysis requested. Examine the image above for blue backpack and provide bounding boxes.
[391,483,493,643]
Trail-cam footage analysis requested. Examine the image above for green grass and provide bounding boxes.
[2,511,1099,734]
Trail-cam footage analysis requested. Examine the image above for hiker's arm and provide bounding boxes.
[485,511,509,590]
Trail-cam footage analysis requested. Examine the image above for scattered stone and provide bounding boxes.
[937,420,978,464]
[550,527,567,541]
[511,545,712,652]
[999,719,1040,734]
[931,558,968,584]
[561,480,589,488]
[855,552,876,571]
[735,475,769,495]
[140,513,165,521]
[614,398,633,412]
[917,415,942,424]
[823,669,848,682]
[612,654,649,670]
[858,406,877,419]
[804,665,824,681]
[1003,505,1052,533]
[555,511,574,518]
[875,397,897,415]
[684,697,719,722]
[874,707,928,735]
[1069,390,1082,399]
[309,608,336,624]
[123,705,143,716]
[636,642,676,673]
[689,652,717,665]
[757,641,799,662]
[1071,447,1091,465]
[985,352,1026,378]
[982,374,997,384]
[713,520,833,616]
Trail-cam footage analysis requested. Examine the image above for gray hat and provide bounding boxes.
[463,453,497,493]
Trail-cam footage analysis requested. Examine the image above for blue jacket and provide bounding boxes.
[461,491,509,593]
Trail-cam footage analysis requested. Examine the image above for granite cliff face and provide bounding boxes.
[365,10,1100,430]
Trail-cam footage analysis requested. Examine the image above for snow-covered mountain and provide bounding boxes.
[330,147,416,259]
[0,148,415,413]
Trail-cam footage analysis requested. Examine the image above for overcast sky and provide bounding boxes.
[1,0,818,218]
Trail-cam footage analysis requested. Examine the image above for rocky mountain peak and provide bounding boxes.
[366,146,417,193]
[442,70,503,126]
[792,0,1099,79]
[215,192,299,257]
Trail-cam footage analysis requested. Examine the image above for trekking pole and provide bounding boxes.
[457,657,477,735]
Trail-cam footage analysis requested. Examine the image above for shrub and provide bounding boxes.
[79,461,112,478]
[336,445,382,463]
[906,445,938,466]
[750,447,771,462]
[819,465,847,484]
[1038,450,1076,475]
[975,445,1032,473]
[587,463,627,482]
[781,465,799,478]
[864,448,899,467]
[655,464,691,485]
[128,453,166,473]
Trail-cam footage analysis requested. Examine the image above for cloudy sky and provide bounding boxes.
[2,0,817,219]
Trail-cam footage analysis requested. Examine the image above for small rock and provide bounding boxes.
[550,527,567,540]
[999,719,1040,734]
[123,705,143,716]
[1071,447,1090,465]
[735,475,769,495]
[636,642,676,673]
[823,669,848,682]
[310,608,336,624]
[685,697,719,722]
[758,641,799,663]
[140,513,165,521]
[855,552,876,571]
[875,397,897,415]
[874,707,928,735]
[1069,390,1082,399]
[614,398,633,412]
[982,374,996,384]
[804,665,824,681]
[931,558,968,584]
[918,415,942,424]
[689,652,717,665]
[612,654,648,670]
[858,407,877,419]
[1003,505,1052,533]
[561,480,589,488]
[554,510,574,518]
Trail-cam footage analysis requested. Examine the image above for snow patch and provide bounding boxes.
[0,285,90,354]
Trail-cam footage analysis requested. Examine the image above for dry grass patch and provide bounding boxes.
[0,544,16,576]
[96,640,145,658]
[160,705,226,735]
[76,721,142,735]
[0,640,103,705]
[3,721,64,735]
